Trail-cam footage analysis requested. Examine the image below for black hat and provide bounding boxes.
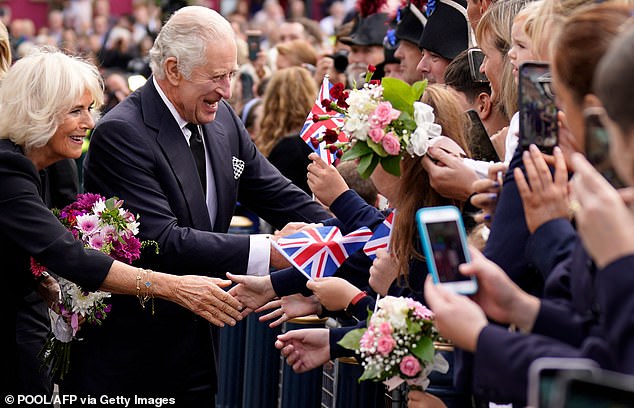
[394,3,427,46]
[340,13,389,47]
[419,0,474,61]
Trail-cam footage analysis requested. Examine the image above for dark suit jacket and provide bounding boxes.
[596,255,634,375]
[77,79,328,398]
[0,140,112,396]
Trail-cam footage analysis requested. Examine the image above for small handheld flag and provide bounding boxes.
[300,75,347,165]
[363,211,395,260]
[272,226,373,280]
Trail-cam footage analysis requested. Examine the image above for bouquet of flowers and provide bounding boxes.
[31,193,157,379]
[338,295,448,391]
[310,67,442,178]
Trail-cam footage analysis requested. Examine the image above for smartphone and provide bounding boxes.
[527,357,600,408]
[519,62,559,154]
[583,107,626,189]
[416,206,477,295]
[550,368,634,408]
[466,109,500,163]
[467,48,488,83]
[246,30,262,62]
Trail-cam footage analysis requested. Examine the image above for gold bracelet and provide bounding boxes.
[136,268,144,308]
[135,268,156,315]
[145,269,155,316]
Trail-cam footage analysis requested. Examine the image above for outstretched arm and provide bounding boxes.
[275,328,331,373]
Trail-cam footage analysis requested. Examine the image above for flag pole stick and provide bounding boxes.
[373,213,393,314]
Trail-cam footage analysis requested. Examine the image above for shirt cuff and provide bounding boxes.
[248,234,271,276]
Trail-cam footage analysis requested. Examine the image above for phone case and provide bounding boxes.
[583,108,626,188]
[466,109,500,162]
[416,205,477,294]
[467,48,488,83]
[518,61,558,154]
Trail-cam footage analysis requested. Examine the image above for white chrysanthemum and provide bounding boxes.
[407,102,442,156]
[127,220,140,236]
[92,199,106,215]
[65,281,111,316]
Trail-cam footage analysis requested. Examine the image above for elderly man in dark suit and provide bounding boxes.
[75,6,329,406]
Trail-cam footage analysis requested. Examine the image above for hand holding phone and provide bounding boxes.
[416,205,477,295]
[519,62,558,154]
[583,107,625,189]
[246,30,262,62]
[467,48,488,83]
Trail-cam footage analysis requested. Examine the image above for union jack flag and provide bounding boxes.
[300,76,346,165]
[363,211,395,260]
[272,226,373,280]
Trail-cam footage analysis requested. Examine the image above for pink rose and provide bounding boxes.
[382,132,401,155]
[415,304,434,320]
[369,127,385,143]
[400,355,422,377]
[360,330,375,349]
[377,334,396,356]
[379,321,393,336]
[406,298,434,320]
[370,102,400,128]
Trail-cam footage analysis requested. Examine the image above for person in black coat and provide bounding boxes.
[0,48,244,401]
[80,6,329,405]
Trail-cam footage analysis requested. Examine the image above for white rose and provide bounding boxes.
[407,102,442,156]
[344,116,369,141]
[378,296,410,329]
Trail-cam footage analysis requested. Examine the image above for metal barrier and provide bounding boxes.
[335,357,386,408]
[242,312,283,408]
[278,316,328,408]
[216,215,254,408]
[216,320,248,408]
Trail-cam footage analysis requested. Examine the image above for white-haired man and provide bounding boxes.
[80,6,328,405]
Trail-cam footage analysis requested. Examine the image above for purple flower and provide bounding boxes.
[111,235,141,264]
[76,214,100,236]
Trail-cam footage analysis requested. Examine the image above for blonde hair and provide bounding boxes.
[0,21,10,78]
[521,0,596,62]
[0,48,104,152]
[476,0,530,119]
[390,84,469,280]
[276,39,318,67]
[256,67,317,156]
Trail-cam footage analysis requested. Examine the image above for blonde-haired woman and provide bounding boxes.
[1,48,243,396]
[256,66,318,194]
[0,20,10,77]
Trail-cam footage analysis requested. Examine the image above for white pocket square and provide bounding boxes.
[232,156,245,180]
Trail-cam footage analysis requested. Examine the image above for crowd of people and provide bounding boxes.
[3,0,634,407]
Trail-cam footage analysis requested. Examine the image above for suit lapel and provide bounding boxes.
[142,81,212,231]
